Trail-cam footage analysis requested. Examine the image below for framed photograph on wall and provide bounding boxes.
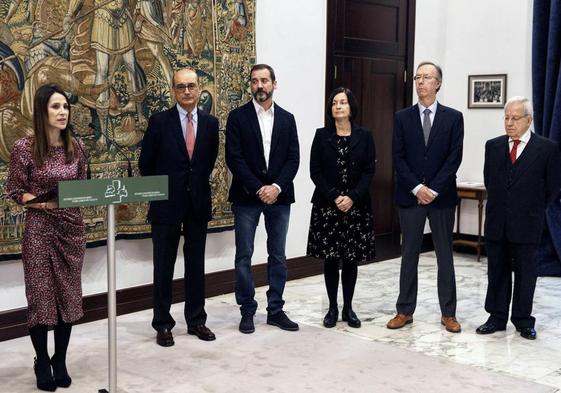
[468,74,507,108]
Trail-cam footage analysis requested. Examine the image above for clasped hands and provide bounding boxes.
[416,186,436,205]
[335,195,353,213]
[22,194,58,210]
[258,185,280,205]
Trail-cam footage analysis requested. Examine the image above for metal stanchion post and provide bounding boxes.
[99,203,117,393]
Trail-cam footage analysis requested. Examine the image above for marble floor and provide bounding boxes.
[1,252,560,392]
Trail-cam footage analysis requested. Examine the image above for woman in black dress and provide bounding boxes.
[6,84,87,391]
[307,87,376,328]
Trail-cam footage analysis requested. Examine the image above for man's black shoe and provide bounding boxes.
[475,322,506,335]
[517,327,537,340]
[187,325,216,341]
[239,314,255,334]
[156,328,174,347]
[267,311,299,331]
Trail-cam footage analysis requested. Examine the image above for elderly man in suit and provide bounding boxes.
[387,61,464,333]
[476,96,561,340]
[226,64,300,334]
[139,67,219,346]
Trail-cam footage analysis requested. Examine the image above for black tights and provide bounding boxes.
[324,258,358,310]
[29,314,72,369]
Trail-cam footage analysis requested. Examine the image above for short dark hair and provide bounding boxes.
[416,61,443,92]
[250,64,276,82]
[32,83,75,167]
[325,87,359,127]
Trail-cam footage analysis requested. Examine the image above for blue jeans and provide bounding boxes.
[233,204,290,316]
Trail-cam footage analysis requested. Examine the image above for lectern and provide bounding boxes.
[58,175,168,393]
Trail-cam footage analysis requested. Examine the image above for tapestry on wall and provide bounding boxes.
[0,0,255,257]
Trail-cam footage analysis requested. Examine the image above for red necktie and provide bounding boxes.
[186,112,195,159]
[510,139,521,163]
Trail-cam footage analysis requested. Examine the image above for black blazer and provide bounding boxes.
[484,133,561,244]
[310,125,376,207]
[138,106,219,224]
[225,100,300,205]
[392,103,464,208]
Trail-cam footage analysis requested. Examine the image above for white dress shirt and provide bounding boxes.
[418,100,438,127]
[252,99,274,167]
[252,99,281,193]
[177,104,198,139]
[412,101,439,197]
[509,128,532,160]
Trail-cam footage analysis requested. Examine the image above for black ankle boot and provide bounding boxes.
[323,308,338,328]
[51,354,72,388]
[342,308,361,328]
[34,357,57,392]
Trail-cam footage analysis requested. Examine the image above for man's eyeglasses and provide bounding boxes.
[413,74,436,81]
[174,83,198,92]
[503,115,528,122]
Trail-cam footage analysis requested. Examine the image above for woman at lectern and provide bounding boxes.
[6,84,87,391]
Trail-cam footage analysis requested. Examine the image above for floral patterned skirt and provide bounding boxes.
[307,203,375,262]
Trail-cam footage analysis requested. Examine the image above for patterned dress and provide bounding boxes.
[307,136,375,262]
[6,137,86,327]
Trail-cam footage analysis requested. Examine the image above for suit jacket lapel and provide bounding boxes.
[408,106,426,148]
[191,109,208,163]
[245,101,267,166]
[509,133,540,187]
[169,106,188,157]
[349,124,361,150]
[326,127,338,150]
[269,104,281,159]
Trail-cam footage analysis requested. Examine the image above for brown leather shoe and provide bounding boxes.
[441,316,461,333]
[188,325,216,341]
[156,328,174,347]
[386,313,413,329]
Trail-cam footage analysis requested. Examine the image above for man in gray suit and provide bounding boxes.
[388,61,464,333]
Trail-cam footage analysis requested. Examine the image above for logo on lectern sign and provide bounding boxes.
[104,180,128,203]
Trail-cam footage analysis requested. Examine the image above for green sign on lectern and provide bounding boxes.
[58,175,168,208]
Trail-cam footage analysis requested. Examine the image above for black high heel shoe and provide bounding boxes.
[34,358,57,392]
[323,308,339,328]
[51,355,72,388]
[342,308,361,328]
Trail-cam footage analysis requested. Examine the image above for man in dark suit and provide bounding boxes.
[388,61,464,333]
[476,96,561,340]
[226,64,300,334]
[139,67,219,346]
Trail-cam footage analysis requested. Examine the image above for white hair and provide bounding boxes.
[505,96,533,116]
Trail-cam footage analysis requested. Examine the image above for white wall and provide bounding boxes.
[1,0,533,312]
[415,0,533,234]
[0,0,327,312]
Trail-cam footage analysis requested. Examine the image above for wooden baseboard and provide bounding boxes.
[0,256,322,342]
[0,232,406,342]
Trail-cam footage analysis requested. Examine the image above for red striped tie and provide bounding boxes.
[510,139,521,163]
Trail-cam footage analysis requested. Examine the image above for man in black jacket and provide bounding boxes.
[225,64,300,334]
[139,68,219,346]
[476,96,561,340]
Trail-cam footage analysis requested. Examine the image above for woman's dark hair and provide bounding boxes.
[326,87,359,128]
[32,83,75,167]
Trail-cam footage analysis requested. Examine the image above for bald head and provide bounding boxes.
[173,68,201,112]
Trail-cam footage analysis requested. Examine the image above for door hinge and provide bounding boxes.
[334,65,338,80]
[404,70,407,83]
